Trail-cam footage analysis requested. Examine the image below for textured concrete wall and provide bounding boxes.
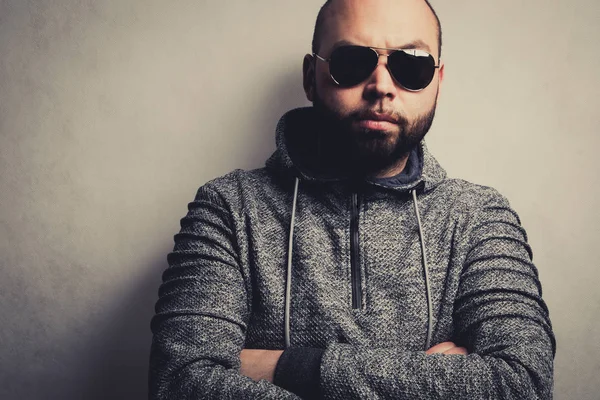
[0,1,598,399]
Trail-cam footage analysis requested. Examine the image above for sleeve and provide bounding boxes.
[148,185,301,400]
[280,188,555,399]
[274,347,324,399]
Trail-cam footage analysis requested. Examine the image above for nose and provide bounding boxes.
[363,54,398,100]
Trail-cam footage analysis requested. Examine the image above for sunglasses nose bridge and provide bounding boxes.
[369,50,397,82]
[363,51,400,96]
[373,50,404,85]
[370,48,390,66]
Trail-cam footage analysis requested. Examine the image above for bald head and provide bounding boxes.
[312,0,442,58]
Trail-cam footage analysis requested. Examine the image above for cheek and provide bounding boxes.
[400,87,438,116]
[315,65,365,112]
[317,83,364,115]
[328,90,359,111]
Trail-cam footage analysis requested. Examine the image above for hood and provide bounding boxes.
[265,107,447,193]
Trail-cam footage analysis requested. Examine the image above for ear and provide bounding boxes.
[437,60,445,94]
[303,54,316,102]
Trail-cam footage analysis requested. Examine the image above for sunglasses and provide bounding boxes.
[314,45,440,91]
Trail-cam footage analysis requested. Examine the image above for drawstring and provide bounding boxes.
[412,189,433,350]
[284,177,300,348]
[284,178,433,351]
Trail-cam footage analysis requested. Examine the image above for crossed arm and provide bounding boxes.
[239,342,469,384]
[149,185,555,399]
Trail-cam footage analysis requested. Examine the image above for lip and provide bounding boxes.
[359,112,398,124]
[356,119,396,131]
[355,112,398,131]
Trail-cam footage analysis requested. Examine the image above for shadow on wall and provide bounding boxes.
[78,257,167,400]
[76,66,308,400]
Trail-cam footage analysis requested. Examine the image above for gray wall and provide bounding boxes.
[0,1,598,399]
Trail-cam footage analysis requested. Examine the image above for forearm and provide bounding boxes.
[273,311,553,400]
[319,336,553,400]
[273,342,470,399]
[273,332,552,400]
[150,316,301,400]
[150,358,298,400]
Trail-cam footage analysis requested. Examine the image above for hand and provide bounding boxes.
[239,349,284,383]
[425,341,468,355]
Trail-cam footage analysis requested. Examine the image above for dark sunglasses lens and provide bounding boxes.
[329,46,378,86]
[388,50,436,91]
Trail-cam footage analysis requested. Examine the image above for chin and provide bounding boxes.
[354,129,398,148]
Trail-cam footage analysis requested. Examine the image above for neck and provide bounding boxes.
[369,153,411,179]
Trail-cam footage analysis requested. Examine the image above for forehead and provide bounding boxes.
[320,0,438,56]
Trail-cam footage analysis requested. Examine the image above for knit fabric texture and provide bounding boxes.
[149,107,555,399]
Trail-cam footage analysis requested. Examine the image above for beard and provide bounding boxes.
[312,92,437,178]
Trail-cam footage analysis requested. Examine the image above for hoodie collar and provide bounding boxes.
[368,146,421,187]
[265,107,447,193]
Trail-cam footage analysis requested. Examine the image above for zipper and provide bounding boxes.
[350,192,362,309]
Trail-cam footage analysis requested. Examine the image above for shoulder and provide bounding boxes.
[432,178,527,244]
[451,178,508,204]
[431,178,518,221]
[193,167,284,209]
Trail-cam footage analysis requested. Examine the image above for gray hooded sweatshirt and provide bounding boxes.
[149,107,555,399]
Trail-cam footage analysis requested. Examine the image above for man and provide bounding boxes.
[149,0,555,398]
